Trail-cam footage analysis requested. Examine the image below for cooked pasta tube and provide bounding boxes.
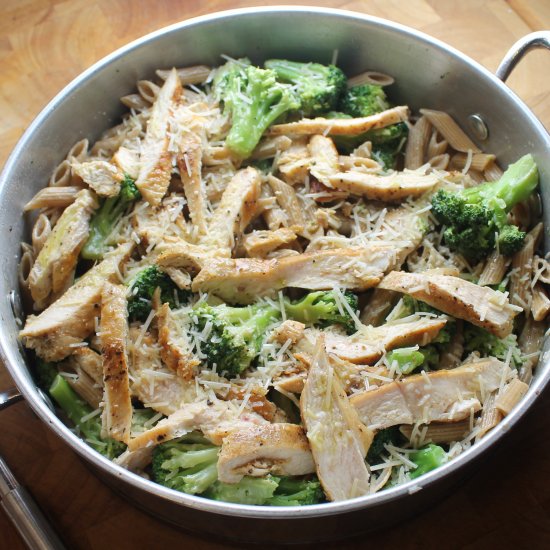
[66,366,103,409]
[484,162,503,182]
[347,71,394,87]
[31,214,52,254]
[156,65,212,85]
[476,393,503,440]
[48,159,72,187]
[66,138,89,162]
[450,153,496,172]
[420,108,480,153]
[428,153,450,170]
[404,116,431,169]
[532,283,550,321]
[478,251,510,286]
[495,379,529,416]
[24,186,80,211]
[400,420,470,444]
[427,130,448,159]
[518,317,545,384]
[137,79,160,103]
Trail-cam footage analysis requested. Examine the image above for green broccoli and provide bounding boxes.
[409,444,447,479]
[463,324,523,369]
[81,174,141,260]
[33,357,59,393]
[339,84,390,118]
[267,476,324,506]
[49,374,125,459]
[190,302,279,377]
[265,59,346,117]
[152,437,323,506]
[127,265,190,322]
[386,347,425,375]
[431,154,539,263]
[366,426,403,464]
[283,290,359,334]
[152,439,220,495]
[214,60,300,158]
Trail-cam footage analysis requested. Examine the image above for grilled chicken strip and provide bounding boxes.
[128,329,196,416]
[20,243,133,362]
[199,167,262,257]
[156,302,200,380]
[100,283,132,444]
[324,318,447,364]
[217,423,315,483]
[379,271,519,337]
[301,336,373,501]
[177,131,208,235]
[127,400,268,452]
[136,69,182,205]
[242,228,297,258]
[72,160,123,197]
[192,245,395,304]
[350,358,511,430]
[327,172,438,202]
[28,189,98,309]
[308,135,339,186]
[268,106,409,136]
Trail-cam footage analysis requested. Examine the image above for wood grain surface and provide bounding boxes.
[1,1,550,549]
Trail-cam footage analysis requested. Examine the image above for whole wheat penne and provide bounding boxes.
[66,139,89,162]
[156,65,212,85]
[420,109,481,153]
[338,156,379,171]
[49,159,72,187]
[360,288,399,326]
[400,420,470,444]
[510,222,543,312]
[120,93,150,111]
[439,320,464,370]
[18,243,34,289]
[24,186,80,211]
[518,317,545,384]
[466,169,485,184]
[495,379,529,416]
[478,251,510,286]
[137,79,160,103]
[450,153,496,172]
[428,153,450,170]
[31,214,51,254]
[404,116,431,169]
[531,283,550,321]
[347,71,394,88]
[250,136,292,160]
[427,129,448,159]
[484,162,503,182]
[476,393,503,440]
[67,366,103,409]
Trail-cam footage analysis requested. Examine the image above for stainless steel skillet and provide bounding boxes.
[0,7,549,544]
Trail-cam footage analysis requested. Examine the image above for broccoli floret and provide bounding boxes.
[214,60,300,158]
[339,84,390,118]
[386,347,425,375]
[366,426,403,464]
[207,477,280,505]
[268,476,324,506]
[431,154,539,263]
[49,374,125,459]
[33,357,59,392]
[463,324,523,369]
[81,175,141,260]
[409,444,447,479]
[283,290,359,334]
[152,440,219,495]
[265,59,346,117]
[127,265,190,322]
[191,302,279,377]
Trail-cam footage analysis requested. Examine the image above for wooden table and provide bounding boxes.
[1,1,550,548]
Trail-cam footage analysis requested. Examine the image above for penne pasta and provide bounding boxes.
[478,251,510,286]
[428,153,450,170]
[31,214,52,254]
[404,116,431,169]
[24,186,80,211]
[450,152,496,172]
[347,71,395,88]
[476,393,503,441]
[531,283,550,321]
[400,420,470,444]
[426,129,448,160]
[439,320,464,370]
[48,159,72,187]
[483,162,503,182]
[495,379,529,416]
[120,93,150,111]
[518,317,545,383]
[66,138,89,162]
[137,79,161,104]
[420,108,481,153]
[156,65,212,85]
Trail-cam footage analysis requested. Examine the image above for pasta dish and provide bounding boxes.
[17,57,549,505]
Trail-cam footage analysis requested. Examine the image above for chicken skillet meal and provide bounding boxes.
[18,57,549,505]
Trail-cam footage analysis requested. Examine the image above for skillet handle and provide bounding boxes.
[496,31,550,82]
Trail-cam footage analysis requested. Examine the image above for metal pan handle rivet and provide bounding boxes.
[468,114,489,141]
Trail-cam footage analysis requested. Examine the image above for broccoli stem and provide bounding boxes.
[409,444,447,479]
[49,375,125,458]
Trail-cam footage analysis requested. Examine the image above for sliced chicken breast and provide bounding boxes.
[136,69,182,206]
[379,271,519,337]
[191,245,395,304]
[350,358,511,430]
[327,172,438,202]
[100,283,133,444]
[242,228,297,258]
[72,160,123,197]
[300,336,372,501]
[29,189,98,309]
[268,106,408,136]
[20,243,133,362]
[217,423,315,483]
[308,135,340,186]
